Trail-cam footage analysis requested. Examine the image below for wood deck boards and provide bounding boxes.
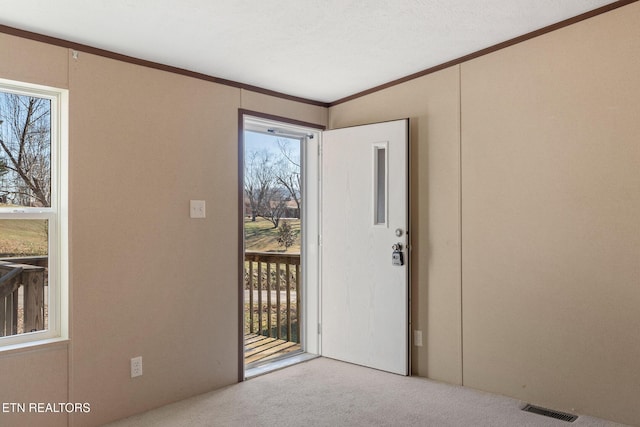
[244,333,301,366]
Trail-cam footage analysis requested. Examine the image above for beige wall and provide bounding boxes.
[330,2,640,425]
[68,52,243,426]
[0,33,71,427]
[240,89,328,126]
[0,33,68,88]
[0,33,326,427]
[0,343,69,427]
[1,1,639,426]
[460,4,640,424]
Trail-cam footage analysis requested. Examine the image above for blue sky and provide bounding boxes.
[244,131,300,163]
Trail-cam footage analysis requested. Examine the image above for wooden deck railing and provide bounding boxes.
[244,251,300,343]
[0,257,47,337]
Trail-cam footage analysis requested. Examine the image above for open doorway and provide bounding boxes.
[239,111,322,379]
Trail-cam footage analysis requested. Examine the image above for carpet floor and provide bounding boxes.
[106,357,629,427]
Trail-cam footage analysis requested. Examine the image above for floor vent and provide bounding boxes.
[522,404,578,422]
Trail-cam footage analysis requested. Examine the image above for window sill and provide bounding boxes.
[0,337,69,357]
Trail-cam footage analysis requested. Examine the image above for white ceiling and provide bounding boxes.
[0,0,619,103]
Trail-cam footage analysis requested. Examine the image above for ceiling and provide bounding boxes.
[0,0,620,103]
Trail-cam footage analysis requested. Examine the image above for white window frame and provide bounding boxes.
[0,77,68,350]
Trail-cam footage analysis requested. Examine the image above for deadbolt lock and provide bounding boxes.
[392,243,404,266]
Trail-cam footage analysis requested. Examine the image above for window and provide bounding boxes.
[0,78,68,349]
[373,143,388,226]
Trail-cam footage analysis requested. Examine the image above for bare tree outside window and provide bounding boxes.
[262,186,289,229]
[244,149,275,222]
[275,138,301,213]
[0,93,51,208]
[243,134,301,230]
[0,158,8,202]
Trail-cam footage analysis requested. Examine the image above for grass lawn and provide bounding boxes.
[0,218,48,257]
[244,217,301,253]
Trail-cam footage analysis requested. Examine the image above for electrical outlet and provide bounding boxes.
[131,356,143,378]
[190,200,206,218]
[414,330,423,347]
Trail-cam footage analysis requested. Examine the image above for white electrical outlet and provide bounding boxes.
[131,356,143,378]
[190,200,206,218]
[414,330,423,347]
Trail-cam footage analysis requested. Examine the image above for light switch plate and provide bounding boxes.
[414,330,423,347]
[190,200,206,218]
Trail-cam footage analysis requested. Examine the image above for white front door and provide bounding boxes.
[320,119,409,375]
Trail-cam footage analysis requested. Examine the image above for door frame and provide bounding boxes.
[237,109,325,381]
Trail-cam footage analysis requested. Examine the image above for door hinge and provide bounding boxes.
[318,323,322,334]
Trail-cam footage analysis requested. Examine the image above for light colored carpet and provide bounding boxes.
[106,357,629,427]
